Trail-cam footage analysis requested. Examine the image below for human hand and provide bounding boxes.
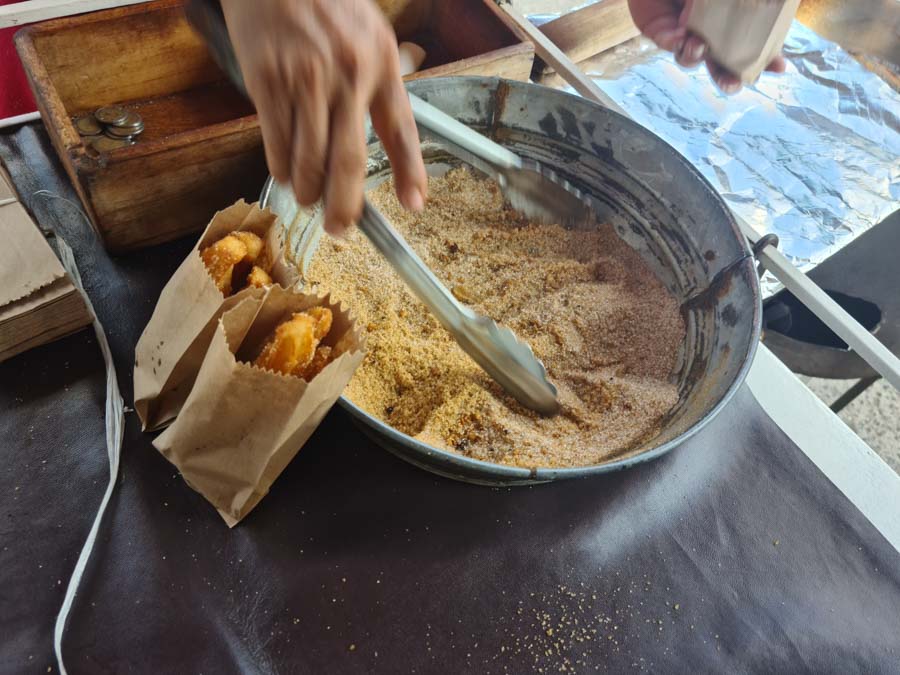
[627,0,786,93]
[220,0,427,236]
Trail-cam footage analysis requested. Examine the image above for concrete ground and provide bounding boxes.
[802,377,900,474]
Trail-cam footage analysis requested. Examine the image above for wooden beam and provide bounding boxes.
[538,0,640,73]
[0,0,152,29]
[498,3,626,113]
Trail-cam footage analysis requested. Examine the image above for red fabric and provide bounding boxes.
[1,0,37,120]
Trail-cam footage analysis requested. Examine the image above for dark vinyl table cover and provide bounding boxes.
[1,125,899,675]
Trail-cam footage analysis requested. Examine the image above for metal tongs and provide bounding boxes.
[408,94,592,230]
[185,0,594,414]
[363,94,595,416]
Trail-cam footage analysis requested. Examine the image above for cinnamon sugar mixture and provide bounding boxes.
[306,169,685,468]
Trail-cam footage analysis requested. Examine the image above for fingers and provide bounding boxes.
[675,33,706,68]
[323,91,367,236]
[288,58,330,206]
[705,53,785,94]
[248,74,293,186]
[766,54,787,73]
[705,59,742,95]
[641,14,688,52]
[370,60,426,213]
[628,0,787,95]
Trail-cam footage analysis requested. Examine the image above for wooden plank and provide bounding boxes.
[0,0,152,28]
[538,0,640,73]
[87,131,266,250]
[405,43,534,82]
[497,3,627,113]
[20,1,220,113]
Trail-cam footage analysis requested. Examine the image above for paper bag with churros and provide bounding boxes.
[134,200,297,431]
[153,284,364,526]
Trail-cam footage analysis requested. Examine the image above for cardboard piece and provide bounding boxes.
[133,200,297,431]
[687,0,801,83]
[0,161,91,363]
[153,285,364,526]
[0,163,17,204]
[0,202,66,306]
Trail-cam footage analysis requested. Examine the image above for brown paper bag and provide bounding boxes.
[687,0,800,83]
[153,284,365,526]
[134,200,297,431]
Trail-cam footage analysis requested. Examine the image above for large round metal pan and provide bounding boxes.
[261,77,761,485]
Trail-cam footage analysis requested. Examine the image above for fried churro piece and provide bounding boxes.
[232,231,264,262]
[246,265,273,289]
[306,306,333,339]
[253,312,318,375]
[200,234,248,295]
[231,231,267,292]
[294,345,332,381]
[201,230,268,295]
[252,307,334,377]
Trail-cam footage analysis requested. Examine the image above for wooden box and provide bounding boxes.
[16,0,533,252]
[15,0,265,252]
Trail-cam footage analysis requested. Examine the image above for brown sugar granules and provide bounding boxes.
[305,169,685,468]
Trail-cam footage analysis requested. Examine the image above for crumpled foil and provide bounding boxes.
[531,6,899,294]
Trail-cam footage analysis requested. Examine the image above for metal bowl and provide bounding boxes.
[261,77,761,485]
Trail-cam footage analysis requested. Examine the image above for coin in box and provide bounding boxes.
[94,105,129,126]
[91,136,135,152]
[74,115,103,137]
[111,110,144,132]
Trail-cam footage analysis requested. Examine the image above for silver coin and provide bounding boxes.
[74,115,103,136]
[110,109,144,131]
[94,106,128,126]
[91,135,134,152]
[104,125,140,140]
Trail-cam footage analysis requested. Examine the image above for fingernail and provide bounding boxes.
[324,220,350,239]
[655,28,684,50]
[721,81,740,95]
[405,187,425,212]
[690,42,706,61]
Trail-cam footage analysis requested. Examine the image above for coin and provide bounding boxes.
[94,105,128,126]
[91,135,134,152]
[104,125,140,140]
[116,122,143,136]
[74,115,102,136]
[110,109,144,131]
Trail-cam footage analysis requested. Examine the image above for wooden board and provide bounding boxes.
[537,0,640,74]
[0,0,151,29]
[401,0,534,82]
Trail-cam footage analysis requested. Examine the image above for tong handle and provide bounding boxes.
[408,94,521,170]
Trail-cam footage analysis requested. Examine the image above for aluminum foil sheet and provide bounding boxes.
[528,4,900,294]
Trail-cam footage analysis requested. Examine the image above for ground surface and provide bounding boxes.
[804,377,900,473]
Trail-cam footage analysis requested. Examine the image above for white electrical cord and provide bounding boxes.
[31,191,125,675]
